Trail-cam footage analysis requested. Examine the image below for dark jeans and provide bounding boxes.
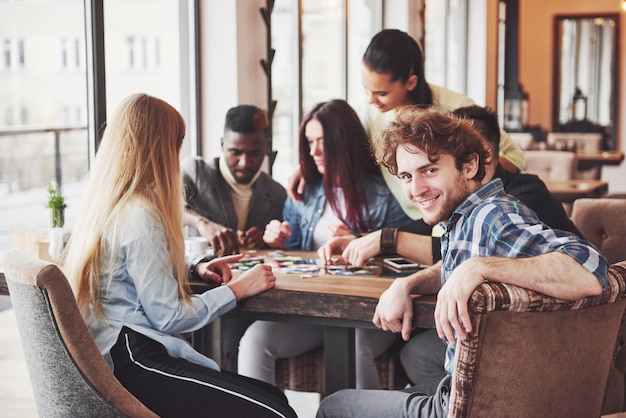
[111,326,296,418]
[400,329,447,395]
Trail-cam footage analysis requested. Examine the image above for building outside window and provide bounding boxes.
[0,0,198,259]
[0,0,472,259]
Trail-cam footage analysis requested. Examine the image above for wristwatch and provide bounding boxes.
[189,255,210,278]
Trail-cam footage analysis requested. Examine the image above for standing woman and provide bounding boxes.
[361,28,525,222]
[63,93,296,418]
[318,29,528,266]
[238,99,412,389]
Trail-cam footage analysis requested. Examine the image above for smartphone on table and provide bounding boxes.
[383,257,425,274]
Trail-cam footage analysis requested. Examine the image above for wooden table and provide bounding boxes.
[546,179,609,203]
[577,151,624,165]
[190,251,436,395]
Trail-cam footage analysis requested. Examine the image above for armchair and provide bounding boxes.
[523,150,577,182]
[449,262,626,417]
[2,249,157,417]
[571,198,626,264]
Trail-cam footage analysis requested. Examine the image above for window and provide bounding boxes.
[60,37,84,70]
[1,38,25,71]
[125,35,160,71]
[270,0,381,185]
[3,105,27,125]
[104,0,197,157]
[424,0,468,94]
[0,0,199,260]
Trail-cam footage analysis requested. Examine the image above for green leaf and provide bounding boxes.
[45,182,67,210]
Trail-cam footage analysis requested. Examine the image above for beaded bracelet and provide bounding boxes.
[380,227,398,254]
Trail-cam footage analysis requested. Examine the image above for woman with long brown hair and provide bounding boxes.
[238,99,411,389]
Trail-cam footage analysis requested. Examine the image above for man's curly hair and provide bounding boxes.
[372,106,491,181]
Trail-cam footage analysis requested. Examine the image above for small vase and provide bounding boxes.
[49,208,65,229]
[48,227,66,260]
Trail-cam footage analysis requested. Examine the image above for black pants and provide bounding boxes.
[111,327,297,418]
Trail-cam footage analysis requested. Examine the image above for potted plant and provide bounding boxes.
[46,183,66,228]
[45,183,67,260]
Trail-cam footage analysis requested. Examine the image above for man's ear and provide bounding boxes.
[463,153,480,179]
[263,134,270,153]
[220,138,224,151]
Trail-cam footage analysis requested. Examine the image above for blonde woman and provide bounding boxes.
[63,93,296,418]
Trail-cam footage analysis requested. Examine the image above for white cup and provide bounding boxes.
[48,227,68,260]
[185,236,210,258]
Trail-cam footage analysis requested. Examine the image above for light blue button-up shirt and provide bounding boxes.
[87,199,236,371]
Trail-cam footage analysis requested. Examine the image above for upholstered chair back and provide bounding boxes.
[449,262,626,417]
[571,198,626,264]
[523,150,577,182]
[2,249,157,418]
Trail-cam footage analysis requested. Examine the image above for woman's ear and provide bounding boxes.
[406,74,418,92]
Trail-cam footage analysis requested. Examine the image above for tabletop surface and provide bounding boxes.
[190,250,437,328]
[193,250,401,297]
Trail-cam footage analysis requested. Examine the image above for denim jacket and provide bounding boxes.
[283,174,412,250]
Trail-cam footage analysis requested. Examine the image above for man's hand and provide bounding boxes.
[318,231,381,267]
[373,277,414,341]
[341,230,382,267]
[195,218,239,256]
[434,258,485,346]
[263,220,291,249]
[317,235,357,264]
[287,168,306,202]
[238,226,265,249]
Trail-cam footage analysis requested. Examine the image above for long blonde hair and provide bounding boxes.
[64,93,190,317]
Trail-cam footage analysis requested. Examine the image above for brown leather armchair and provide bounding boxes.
[449,262,626,417]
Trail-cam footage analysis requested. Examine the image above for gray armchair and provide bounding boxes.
[2,249,157,417]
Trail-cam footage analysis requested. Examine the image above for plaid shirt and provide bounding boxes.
[440,178,609,375]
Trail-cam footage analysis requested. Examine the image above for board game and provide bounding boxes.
[227,251,378,277]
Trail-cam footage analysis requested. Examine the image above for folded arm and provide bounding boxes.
[435,252,604,345]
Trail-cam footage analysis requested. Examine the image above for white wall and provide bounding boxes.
[200,1,237,159]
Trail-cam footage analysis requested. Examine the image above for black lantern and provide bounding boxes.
[503,94,522,131]
[503,85,529,132]
[572,87,588,122]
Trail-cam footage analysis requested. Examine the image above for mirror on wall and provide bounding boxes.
[552,14,619,150]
